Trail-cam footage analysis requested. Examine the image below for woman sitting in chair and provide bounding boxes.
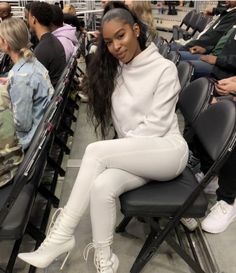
[18,3,188,272]
[0,17,54,150]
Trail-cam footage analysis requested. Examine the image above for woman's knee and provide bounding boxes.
[84,141,106,159]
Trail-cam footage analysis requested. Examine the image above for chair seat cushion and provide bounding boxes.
[119,167,208,218]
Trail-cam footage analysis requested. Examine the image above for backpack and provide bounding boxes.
[0,82,24,187]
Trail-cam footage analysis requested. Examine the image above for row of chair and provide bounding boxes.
[171,9,212,42]
[0,48,80,273]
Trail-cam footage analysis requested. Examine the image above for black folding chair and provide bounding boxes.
[158,43,170,58]
[166,50,180,65]
[177,61,194,93]
[171,10,196,42]
[0,118,54,273]
[117,100,236,273]
[178,77,214,142]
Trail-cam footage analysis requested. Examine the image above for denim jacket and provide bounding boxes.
[8,57,54,149]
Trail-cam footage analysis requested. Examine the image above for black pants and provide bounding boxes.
[190,137,236,204]
[216,148,236,204]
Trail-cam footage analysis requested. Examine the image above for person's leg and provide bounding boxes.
[189,60,214,79]
[179,51,201,61]
[216,148,236,204]
[202,148,236,233]
[19,136,188,269]
[89,169,146,273]
[170,42,188,51]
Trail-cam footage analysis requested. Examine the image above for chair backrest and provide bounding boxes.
[158,43,170,58]
[178,77,213,126]
[154,36,165,49]
[194,100,236,162]
[182,9,197,29]
[177,61,194,92]
[195,14,212,33]
[188,12,202,30]
[166,51,180,65]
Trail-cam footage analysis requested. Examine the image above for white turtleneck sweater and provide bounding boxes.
[111,42,181,139]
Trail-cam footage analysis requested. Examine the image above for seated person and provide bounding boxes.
[63,4,76,16]
[0,81,23,188]
[0,17,54,149]
[18,3,188,271]
[187,26,236,79]
[0,2,12,21]
[63,5,85,33]
[172,1,236,60]
[199,76,236,234]
[24,2,39,49]
[28,1,66,87]
[51,5,77,63]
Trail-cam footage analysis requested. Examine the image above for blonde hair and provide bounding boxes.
[63,4,76,16]
[0,17,33,60]
[130,1,157,41]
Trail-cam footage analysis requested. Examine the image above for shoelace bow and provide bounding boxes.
[83,242,112,272]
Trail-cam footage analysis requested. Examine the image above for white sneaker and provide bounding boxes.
[180,218,198,231]
[201,200,236,234]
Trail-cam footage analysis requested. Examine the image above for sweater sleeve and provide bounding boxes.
[125,63,180,138]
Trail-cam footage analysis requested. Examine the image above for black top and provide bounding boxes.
[212,28,236,80]
[63,13,85,31]
[186,8,236,51]
[34,32,66,87]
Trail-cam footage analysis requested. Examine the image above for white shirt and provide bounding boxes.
[112,42,181,139]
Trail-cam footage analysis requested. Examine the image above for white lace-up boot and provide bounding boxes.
[201,200,236,233]
[18,207,79,269]
[84,243,119,273]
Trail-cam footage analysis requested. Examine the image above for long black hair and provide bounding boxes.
[87,1,147,138]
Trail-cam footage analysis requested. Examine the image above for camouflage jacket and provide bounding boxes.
[0,83,24,188]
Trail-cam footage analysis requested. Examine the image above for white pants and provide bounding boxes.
[65,134,188,245]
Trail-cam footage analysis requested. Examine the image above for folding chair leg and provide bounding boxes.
[165,236,206,273]
[6,238,23,273]
[38,185,60,208]
[115,216,132,233]
[60,121,74,136]
[47,156,66,177]
[130,229,159,273]
[55,135,71,155]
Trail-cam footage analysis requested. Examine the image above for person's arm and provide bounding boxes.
[200,54,217,64]
[125,63,180,137]
[215,77,236,95]
[215,54,236,72]
[9,77,33,133]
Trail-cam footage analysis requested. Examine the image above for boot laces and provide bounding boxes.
[83,242,113,272]
[38,208,64,251]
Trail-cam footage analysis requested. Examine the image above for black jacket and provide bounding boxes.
[212,28,236,80]
[186,8,236,51]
